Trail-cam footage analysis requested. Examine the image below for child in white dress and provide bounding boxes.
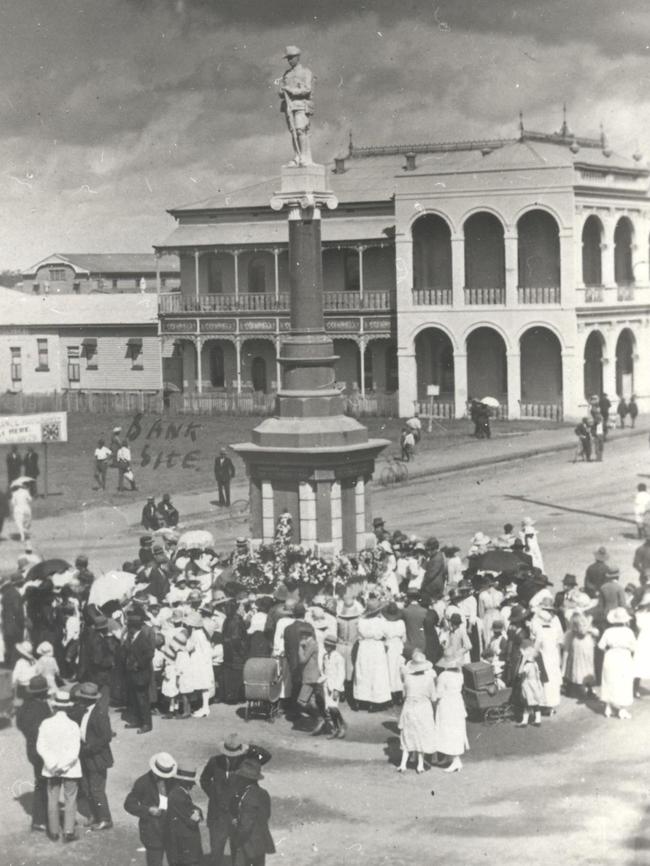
[161,644,180,717]
[322,635,347,739]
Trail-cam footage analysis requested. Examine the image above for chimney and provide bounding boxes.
[404,152,416,171]
[333,156,346,174]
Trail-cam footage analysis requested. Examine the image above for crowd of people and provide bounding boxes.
[2,496,650,856]
[574,392,638,462]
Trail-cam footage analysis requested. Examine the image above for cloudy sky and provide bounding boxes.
[1,0,649,268]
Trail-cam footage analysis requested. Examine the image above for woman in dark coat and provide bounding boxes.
[222,600,249,704]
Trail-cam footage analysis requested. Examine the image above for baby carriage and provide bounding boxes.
[461,661,515,725]
[243,657,282,722]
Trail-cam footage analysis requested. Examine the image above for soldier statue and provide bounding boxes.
[277,46,314,166]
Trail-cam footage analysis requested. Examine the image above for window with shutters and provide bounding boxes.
[67,346,80,382]
[36,338,49,371]
[10,347,21,383]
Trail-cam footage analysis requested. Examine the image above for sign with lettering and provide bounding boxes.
[365,317,393,331]
[241,319,275,332]
[200,319,237,333]
[325,318,361,332]
[0,412,68,444]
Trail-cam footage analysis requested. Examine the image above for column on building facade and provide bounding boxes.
[506,352,521,419]
[357,245,365,301]
[397,349,417,417]
[634,321,650,412]
[261,480,274,542]
[194,250,200,300]
[298,481,317,546]
[450,235,465,307]
[233,250,241,300]
[235,336,242,394]
[632,214,648,285]
[601,334,617,397]
[330,480,343,551]
[155,252,161,295]
[275,334,282,391]
[359,336,366,397]
[195,336,203,394]
[394,234,413,306]
[504,232,518,307]
[354,476,366,550]
[561,348,579,421]
[273,248,280,301]
[453,351,468,419]
[575,213,585,289]
[559,230,574,304]
[601,218,615,287]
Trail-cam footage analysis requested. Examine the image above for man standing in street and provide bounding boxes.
[78,682,114,831]
[93,438,112,491]
[6,444,22,486]
[16,674,51,832]
[123,610,154,734]
[200,734,271,866]
[214,448,235,507]
[24,447,39,497]
[117,439,137,492]
[124,752,177,866]
[230,758,276,866]
[599,392,611,437]
[1,571,25,668]
[283,603,314,716]
[584,546,610,598]
[142,496,161,531]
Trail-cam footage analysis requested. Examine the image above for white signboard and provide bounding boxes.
[426,384,440,397]
[0,412,68,444]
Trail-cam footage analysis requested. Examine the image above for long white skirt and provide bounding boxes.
[601,647,634,708]
[353,639,391,704]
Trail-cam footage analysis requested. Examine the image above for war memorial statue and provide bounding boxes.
[277,45,314,167]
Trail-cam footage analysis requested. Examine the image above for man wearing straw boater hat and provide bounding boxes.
[200,733,271,866]
[165,766,203,865]
[125,752,177,865]
[15,674,51,832]
[230,758,276,866]
[77,682,114,831]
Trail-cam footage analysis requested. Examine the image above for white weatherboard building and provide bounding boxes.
[155,119,650,421]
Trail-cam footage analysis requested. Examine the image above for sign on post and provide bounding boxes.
[0,412,68,497]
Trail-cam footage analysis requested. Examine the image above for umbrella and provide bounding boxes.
[177,529,215,551]
[163,382,181,393]
[26,558,72,581]
[10,476,35,489]
[475,549,520,573]
[88,570,136,607]
[480,396,500,408]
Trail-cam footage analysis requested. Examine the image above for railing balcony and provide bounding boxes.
[159,290,395,315]
[517,286,561,304]
[617,284,635,302]
[583,286,604,303]
[464,287,505,305]
[411,287,452,306]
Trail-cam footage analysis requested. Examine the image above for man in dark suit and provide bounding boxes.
[214,448,235,507]
[421,537,447,602]
[1,572,25,668]
[283,604,314,713]
[141,497,161,531]
[124,752,177,866]
[200,735,272,866]
[157,493,179,527]
[584,546,610,598]
[402,590,427,654]
[230,758,276,866]
[15,674,51,831]
[6,445,22,486]
[24,447,40,497]
[146,543,171,603]
[123,611,154,733]
[165,767,203,866]
[78,682,114,830]
[82,616,118,708]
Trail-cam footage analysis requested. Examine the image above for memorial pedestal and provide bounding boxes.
[231,165,388,555]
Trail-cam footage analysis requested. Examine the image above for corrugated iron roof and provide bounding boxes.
[0,287,158,326]
[23,253,179,277]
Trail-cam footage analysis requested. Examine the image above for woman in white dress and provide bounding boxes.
[432,650,469,773]
[10,481,32,543]
[398,651,437,774]
[353,598,391,709]
[477,577,504,646]
[381,603,406,703]
[529,605,564,712]
[184,613,215,717]
[633,591,650,697]
[519,517,544,572]
[598,607,636,719]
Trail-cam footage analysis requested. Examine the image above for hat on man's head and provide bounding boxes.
[140,535,153,546]
[15,641,34,660]
[218,733,248,757]
[284,45,301,57]
[77,682,101,702]
[149,752,177,779]
[175,767,197,784]
[52,690,74,709]
[607,606,631,625]
[234,758,264,782]
[372,517,385,528]
[112,426,122,434]
[323,634,338,648]
[563,574,578,587]
[27,675,49,696]
[509,604,527,624]
[36,641,53,657]
[147,495,155,502]
[594,546,608,561]
[605,567,621,580]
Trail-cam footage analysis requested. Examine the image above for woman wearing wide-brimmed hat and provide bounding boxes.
[598,607,636,718]
[432,649,469,773]
[562,611,598,698]
[382,602,406,704]
[633,591,650,697]
[12,640,36,703]
[353,597,391,710]
[336,592,364,708]
[518,517,544,572]
[397,650,437,774]
[529,603,564,713]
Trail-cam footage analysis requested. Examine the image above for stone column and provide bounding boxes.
[273,248,280,301]
[354,476,366,550]
[506,351,521,419]
[559,230,574,305]
[261,481,275,543]
[330,480,343,551]
[235,337,242,394]
[561,349,579,421]
[155,252,161,296]
[358,245,365,302]
[299,481,317,546]
[275,334,282,391]
[504,233,518,307]
[453,351,468,419]
[397,349,417,417]
[233,250,241,301]
[196,336,203,395]
[451,235,465,307]
[394,235,413,306]
[601,219,615,287]
[194,250,200,301]
[359,336,366,398]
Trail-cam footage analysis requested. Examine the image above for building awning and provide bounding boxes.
[82,337,97,347]
[156,215,395,251]
[126,337,143,348]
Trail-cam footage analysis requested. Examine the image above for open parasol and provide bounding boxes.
[88,570,136,607]
[26,558,72,581]
[10,476,35,490]
[177,529,215,551]
[480,396,500,408]
[475,549,520,574]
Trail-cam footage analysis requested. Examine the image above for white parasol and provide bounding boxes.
[177,529,215,551]
[480,396,500,408]
[10,476,35,489]
[88,570,136,607]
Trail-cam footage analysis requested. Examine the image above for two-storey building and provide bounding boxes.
[21,253,179,295]
[155,119,650,421]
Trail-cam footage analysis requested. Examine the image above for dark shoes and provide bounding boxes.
[47,832,60,842]
[63,833,77,843]
[137,725,152,734]
[336,723,348,739]
[124,723,140,729]
[310,720,327,737]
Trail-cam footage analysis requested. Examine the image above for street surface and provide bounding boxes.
[1,431,649,866]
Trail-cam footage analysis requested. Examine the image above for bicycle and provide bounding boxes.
[377,453,409,487]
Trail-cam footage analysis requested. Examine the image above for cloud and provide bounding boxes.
[0,0,648,268]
